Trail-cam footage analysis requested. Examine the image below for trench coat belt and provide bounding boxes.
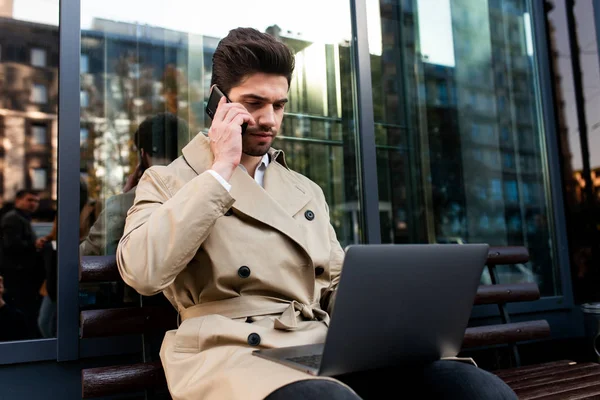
[178,295,331,330]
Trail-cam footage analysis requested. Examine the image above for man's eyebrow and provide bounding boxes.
[239,94,288,103]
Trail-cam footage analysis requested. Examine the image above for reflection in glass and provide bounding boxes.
[546,0,600,303]
[78,0,359,309]
[0,1,59,341]
[368,0,559,296]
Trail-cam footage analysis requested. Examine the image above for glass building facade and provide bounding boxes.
[75,0,558,298]
[1,0,600,392]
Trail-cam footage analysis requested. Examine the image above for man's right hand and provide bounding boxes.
[35,237,47,250]
[208,96,255,181]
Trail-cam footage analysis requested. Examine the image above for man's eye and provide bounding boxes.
[274,103,285,110]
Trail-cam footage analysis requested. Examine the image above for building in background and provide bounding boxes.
[0,16,58,216]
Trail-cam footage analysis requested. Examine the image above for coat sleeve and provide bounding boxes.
[319,199,345,315]
[116,168,235,296]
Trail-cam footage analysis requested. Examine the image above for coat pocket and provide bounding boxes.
[174,313,328,354]
[173,314,251,353]
[173,316,206,353]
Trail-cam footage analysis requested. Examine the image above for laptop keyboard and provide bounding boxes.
[286,354,322,369]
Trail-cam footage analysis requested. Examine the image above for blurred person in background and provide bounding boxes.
[80,112,188,257]
[36,179,96,337]
[0,275,28,341]
[0,189,44,338]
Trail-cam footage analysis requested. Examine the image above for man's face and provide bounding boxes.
[228,73,289,157]
[0,276,5,297]
[15,194,40,213]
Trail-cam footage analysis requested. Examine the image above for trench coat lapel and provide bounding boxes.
[181,133,311,253]
[228,155,311,253]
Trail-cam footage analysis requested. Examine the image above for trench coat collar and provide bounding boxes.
[181,132,290,173]
[181,133,311,252]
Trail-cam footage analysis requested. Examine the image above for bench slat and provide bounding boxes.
[486,246,529,266]
[80,247,529,283]
[80,307,177,338]
[493,360,576,379]
[81,295,547,338]
[509,363,600,389]
[474,283,540,305]
[518,382,600,400]
[80,255,120,282]
[81,361,165,398]
[462,320,550,348]
[505,362,600,385]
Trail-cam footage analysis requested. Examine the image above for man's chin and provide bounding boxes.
[242,142,272,157]
[242,147,270,157]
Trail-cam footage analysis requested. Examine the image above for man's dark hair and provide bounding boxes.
[134,112,189,161]
[15,189,39,199]
[211,27,295,96]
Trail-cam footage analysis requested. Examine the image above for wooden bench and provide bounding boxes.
[79,247,598,399]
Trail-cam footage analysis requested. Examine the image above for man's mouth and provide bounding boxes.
[249,132,273,138]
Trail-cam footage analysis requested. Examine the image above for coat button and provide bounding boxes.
[247,333,261,346]
[304,210,315,221]
[315,267,325,276]
[238,266,251,278]
[224,208,233,216]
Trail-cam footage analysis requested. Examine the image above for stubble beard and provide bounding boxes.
[242,130,275,157]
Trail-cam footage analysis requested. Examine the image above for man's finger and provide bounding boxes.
[212,95,230,121]
[232,115,253,130]
[223,109,252,125]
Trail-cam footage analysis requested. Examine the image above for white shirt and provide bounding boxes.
[207,153,270,191]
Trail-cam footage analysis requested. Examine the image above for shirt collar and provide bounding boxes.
[259,153,270,169]
[238,153,270,174]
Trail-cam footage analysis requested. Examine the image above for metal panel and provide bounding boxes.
[350,0,382,244]
[56,0,81,362]
[0,339,57,365]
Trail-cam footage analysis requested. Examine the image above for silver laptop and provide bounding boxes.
[252,243,490,376]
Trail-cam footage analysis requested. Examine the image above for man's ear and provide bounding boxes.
[209,84,216,94]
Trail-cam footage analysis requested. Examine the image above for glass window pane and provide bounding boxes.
[78,0,360,310]
[31,124,48,145]
[368,0,560,296]
[79,90,88,108]
[31,48,47,67]
[31,84,48,104]
[31,169,47,190]
[0,1,59,342]
[80,54,89,74]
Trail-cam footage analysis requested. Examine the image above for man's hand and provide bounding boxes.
[208,96,254,181]
[35,237,48,250]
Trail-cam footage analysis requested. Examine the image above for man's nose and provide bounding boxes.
[257,106,276,128]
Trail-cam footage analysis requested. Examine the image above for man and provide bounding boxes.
[81,112,187,256]
[0,275,29,341]
[0,189,43,338]
[117,28,517,400]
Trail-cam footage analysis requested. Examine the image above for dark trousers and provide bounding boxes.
[265,360,518,400]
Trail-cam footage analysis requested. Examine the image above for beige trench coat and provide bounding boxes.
[116,133,354,399]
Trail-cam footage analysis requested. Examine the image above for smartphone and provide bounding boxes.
[205,86,248,134]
